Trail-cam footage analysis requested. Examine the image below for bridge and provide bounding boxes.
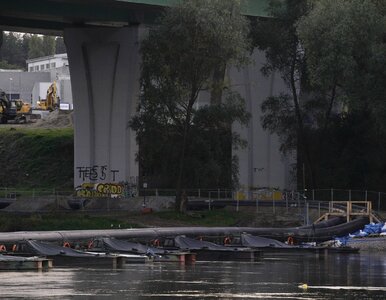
[0,0,291,196]
[0,0,269,34]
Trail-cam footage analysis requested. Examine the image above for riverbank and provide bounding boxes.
[0,206,308,232]
[1,208,385,251]
[346,236,386,251]
[0,126,74,189]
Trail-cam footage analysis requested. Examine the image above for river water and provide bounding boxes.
[0,251,385,299]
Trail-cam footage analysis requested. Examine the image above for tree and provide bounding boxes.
[21,34,31,63]
[0,32,60,69]
[42,35,56,56]
[28,35,44,59]
[0,60,20,69]
[131,91,249,189]
[296,0,386,190]
[255,0,386,191]
[251,0,316,188]
[297,0,386,127]
[131,0,251,211]
[55,37,66,54]
[0,32,26,68]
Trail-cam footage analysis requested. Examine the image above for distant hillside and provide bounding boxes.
[0,127,74,190]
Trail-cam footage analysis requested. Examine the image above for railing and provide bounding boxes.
[0,187,385,216]
[313,201,381,223]
[298,189,386,212]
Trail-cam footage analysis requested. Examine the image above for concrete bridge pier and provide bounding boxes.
[64,26,144,188]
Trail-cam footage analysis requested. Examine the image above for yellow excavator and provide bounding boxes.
[36,81,59,111]
[0,89,34,124]
[14,99,31,114]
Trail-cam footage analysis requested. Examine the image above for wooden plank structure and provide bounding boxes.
[315,201,381,224]
[0,255,52,270]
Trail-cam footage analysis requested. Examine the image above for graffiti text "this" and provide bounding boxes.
[77,165,119,181]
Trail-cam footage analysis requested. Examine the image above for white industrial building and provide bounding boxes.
[0,53,73,109]
[0,69,50,103]
[27,54,73,109]
[26,53,69,72]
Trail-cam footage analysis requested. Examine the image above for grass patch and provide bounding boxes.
[0,209,255,232]
[155,209,250,226]
[0,127,74,189]
[0,214,139,232]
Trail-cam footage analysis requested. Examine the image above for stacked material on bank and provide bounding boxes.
[240,234,292,248]
[382,223,386,235]
[348,222,385,238]
[100,238,166,255]
[0,254,52,270]
[174,236,261,261]
[17,240,149,266]
[333,221,386,251]
[22,240,102,257]
[241,233,358,254]
[92,238,196,263]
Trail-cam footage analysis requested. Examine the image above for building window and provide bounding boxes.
[46,63,50,69]
[41,65,45,70]
[29,67,34,72]
[35,66,39,71]
[51,62,56,68]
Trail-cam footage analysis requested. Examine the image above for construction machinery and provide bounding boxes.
[0,89,38,124]
[0,89,16,123]
[36,81,59,111]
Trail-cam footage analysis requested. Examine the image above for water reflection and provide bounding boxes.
[0,252,385,299]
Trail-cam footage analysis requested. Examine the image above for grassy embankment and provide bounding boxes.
[0,210,251,231]
[0,127,293,231]
[0,127,74,190]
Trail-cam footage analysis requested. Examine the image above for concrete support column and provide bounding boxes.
[64,26,144,187]
[230,50,294,197]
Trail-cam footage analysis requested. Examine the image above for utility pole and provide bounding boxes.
[9,78,13,100]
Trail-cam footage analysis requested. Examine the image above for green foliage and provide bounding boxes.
[0,209,256,231]
[251,0,309,79]
[0,32,29,69]
[132,0,251,208]
[0,128,74,189]
[252,0,316,187]
[254,0,386,191]
[298,0,385,102]
[0,32,60,68]
[28,35,45,59]
[295,0,386,191]
[131,91,249,189]
[0,214,139,231]
[42,36,56,56]
[0,60,21,70]
[261,93,297,153]
[156,209,248,227]
[307,111,386,190]
[55,37,66,54]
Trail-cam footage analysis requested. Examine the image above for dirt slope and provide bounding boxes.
[30,110,73,128]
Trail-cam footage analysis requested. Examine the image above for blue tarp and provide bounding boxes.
[350,222,385,237]
[335,222,385,245]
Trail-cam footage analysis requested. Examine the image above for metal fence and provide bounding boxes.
[0,187,385,215]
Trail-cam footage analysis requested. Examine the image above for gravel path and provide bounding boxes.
[347,236,386,251]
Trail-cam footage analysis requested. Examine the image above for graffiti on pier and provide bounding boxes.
[124,177,138,198]
[75,177,138,198]
[75,183,124,198]
[77,165,119,182]
[96,183,123,195]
